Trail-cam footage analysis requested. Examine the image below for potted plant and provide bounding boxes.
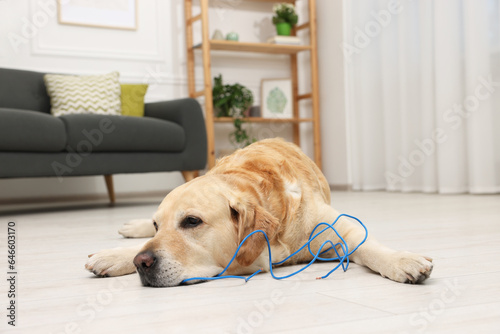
[272,3,298,36]
[212,75,256,148]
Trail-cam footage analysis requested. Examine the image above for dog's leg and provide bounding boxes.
[318,206,433,284]
[85,243,145,277]
[118,219,156,238]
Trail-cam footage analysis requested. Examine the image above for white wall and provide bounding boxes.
[0,0,348,201]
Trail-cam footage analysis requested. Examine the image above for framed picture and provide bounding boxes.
[261,78,293,119]
[58,0,138,31]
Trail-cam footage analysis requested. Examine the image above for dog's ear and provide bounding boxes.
[230,201,279,267]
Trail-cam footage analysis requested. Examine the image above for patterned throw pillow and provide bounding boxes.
[44,72,121,117]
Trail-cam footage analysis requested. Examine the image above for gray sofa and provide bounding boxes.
[0,67,207,203]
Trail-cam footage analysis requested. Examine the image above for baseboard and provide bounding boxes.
[330,184,352,191]
[0,190,170,206]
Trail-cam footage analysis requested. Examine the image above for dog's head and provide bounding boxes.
[133,175,279,287]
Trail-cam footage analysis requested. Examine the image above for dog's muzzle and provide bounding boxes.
[133,251,186,287]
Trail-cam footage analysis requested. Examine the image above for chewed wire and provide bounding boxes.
[181,214,368,284]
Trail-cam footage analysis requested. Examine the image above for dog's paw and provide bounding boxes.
[85,247,137,277]
[118,219,156,238]
[384,251,433,284]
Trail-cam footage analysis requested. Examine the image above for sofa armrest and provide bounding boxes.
[144,98,207,170]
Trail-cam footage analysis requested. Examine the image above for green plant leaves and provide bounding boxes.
[212,75,253,118]
[272,3,298,26]
[212,74,256,148]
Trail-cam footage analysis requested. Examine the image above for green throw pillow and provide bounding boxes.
[44,72,121,117]
[120,84,148,117]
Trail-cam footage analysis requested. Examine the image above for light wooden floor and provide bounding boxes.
[1,191,499,333]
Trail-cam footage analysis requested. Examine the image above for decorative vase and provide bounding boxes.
[212,29,224,40]
[226,31,239,41]
[275,22,292,36]
[247,106,261,117]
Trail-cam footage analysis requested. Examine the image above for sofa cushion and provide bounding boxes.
[60,114,185,153]
[0,68,51,114]
[44,72,121,117]
[0,108,67,152]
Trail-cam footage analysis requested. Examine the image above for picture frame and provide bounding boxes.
[57,0,138,31]
[261,78,293,119]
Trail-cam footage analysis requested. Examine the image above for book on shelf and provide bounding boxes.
[267,36,301,45]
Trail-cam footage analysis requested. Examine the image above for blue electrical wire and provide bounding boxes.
[181,214,368,284]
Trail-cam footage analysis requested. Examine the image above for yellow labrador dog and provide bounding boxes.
[86,138,433,286]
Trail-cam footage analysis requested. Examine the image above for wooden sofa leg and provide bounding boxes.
[181,170,199,182]
[104,174,115,205]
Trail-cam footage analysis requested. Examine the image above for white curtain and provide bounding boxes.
[344,0,500,194]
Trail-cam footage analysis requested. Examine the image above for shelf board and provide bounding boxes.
[214,117,314,123]
[238,0,294,2]
[194,40,311,54]
[209,0,294,2]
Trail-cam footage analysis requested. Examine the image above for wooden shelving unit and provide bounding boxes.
[184,0,321,170]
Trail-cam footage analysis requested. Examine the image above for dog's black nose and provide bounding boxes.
[134,251,156,272]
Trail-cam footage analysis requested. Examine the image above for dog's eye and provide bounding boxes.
[153,221,158,232]
[181,216,203,229]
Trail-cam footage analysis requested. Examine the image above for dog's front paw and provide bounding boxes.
[85,247,137,277]
[384,251,433,284]
[118,219,156,238]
